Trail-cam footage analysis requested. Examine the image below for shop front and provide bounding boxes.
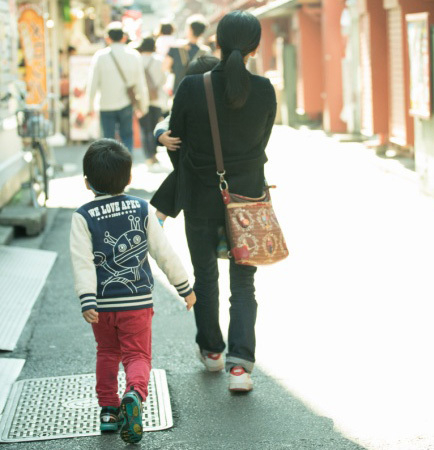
[408,7,434,195]
[383,0,434,148]
[0,0,26,208]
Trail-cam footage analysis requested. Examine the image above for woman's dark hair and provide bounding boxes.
[159,22,174,36]
[83,139,132,195]
[186,55,219,76]
[137,36,156,53]
[216,11,261,109]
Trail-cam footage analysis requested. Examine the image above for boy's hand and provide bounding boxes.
[158,130,181,150]
[83,309,99,323]
[184,291,196,311]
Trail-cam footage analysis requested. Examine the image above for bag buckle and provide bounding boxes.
[217,170,228,191]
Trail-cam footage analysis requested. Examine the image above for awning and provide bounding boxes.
[253,0,298,19]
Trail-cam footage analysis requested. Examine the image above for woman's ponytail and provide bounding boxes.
[217,11,261,109]
[223,49,250,109]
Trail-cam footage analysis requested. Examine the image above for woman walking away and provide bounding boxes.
[158,10,277,391]
[136,36,167,170]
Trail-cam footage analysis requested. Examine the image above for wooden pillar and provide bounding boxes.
[358,0,389,142]
[322,0,346,133]
[260,18,275,73]
[296,6,323,121]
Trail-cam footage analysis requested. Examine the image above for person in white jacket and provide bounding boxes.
[70,138,195,444]
[87,22,149,152]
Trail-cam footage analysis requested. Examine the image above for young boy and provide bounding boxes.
[70,139,196,444]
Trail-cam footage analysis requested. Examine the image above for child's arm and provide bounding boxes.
[146,210,196,310]
[154,114,181,151]
[70,212,99,323]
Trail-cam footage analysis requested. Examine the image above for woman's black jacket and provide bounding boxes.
[150,62,277,220]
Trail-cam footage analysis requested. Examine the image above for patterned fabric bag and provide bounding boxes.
[203,72,289,266]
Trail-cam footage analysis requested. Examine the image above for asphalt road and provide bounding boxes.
[4,126,434,449]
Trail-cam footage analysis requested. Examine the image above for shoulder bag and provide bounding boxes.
[203,71,289,266]
[110,50,140,110]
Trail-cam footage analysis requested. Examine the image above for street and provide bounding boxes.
[4,125,434,450]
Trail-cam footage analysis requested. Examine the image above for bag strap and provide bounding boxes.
[178,47,188,68]
[203,71,225,175]
[144,58,155,86]
[109,50,128,86]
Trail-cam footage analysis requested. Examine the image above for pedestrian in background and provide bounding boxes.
[155,21,176,57]
[70,138,195,444]
[136,36,167,170]
[158,10,277,391]
[87,22,149,153]
[163,15,211,94]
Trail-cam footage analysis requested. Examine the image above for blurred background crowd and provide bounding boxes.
[2,0,434,207]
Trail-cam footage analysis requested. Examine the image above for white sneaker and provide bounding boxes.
[199,351,224,372]
[229,366,253,392]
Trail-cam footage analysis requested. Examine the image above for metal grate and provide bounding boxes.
[0,369,172,443]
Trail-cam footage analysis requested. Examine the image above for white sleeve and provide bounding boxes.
[146,210,192,297]
[87,53,99,111]
[70,212,98,312]
[154,114,170,136]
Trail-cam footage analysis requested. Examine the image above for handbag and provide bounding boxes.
[110,50,140,110]
[203,71,289,266]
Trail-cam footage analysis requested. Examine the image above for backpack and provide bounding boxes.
[178,45,208,78]
[144,58,159,102]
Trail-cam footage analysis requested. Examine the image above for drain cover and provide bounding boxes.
[0,369,172,443]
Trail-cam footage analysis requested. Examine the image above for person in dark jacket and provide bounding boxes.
[150,55,220,221]
[153,10,276,391]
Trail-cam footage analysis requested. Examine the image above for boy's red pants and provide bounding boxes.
[91,308,153,407]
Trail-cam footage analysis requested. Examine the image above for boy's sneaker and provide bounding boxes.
[199,351,224,372]
[100,406,122,432]
[120,387,143,444]
[229,366,253,392]
[217,226,229,259]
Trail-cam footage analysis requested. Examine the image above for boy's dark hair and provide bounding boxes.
[159,22,174,36]
[106,22,124,42]
[187,15,207,38]
[186,55,219,76]
[83,139,132,195]
[137,36,156,53]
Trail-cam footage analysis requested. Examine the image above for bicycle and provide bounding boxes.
[15,104,54,208]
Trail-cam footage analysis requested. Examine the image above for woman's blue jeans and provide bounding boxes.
[185,214,258,373]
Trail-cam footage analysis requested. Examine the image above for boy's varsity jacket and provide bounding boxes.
[70,194,192,313]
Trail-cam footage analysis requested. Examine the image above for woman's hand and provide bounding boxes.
[158,130,181,151]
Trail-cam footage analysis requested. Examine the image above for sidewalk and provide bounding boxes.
[3,126,434,449]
